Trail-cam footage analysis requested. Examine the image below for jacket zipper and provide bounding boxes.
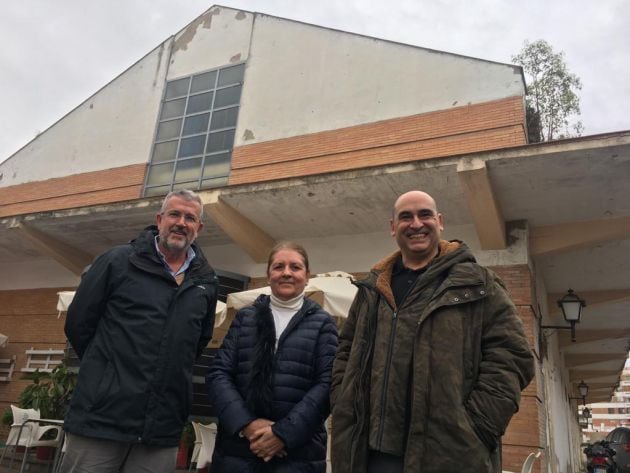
[375,307,398,449]
[373,272,428,449]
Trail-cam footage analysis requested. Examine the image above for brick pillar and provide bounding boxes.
[490,264,545,473]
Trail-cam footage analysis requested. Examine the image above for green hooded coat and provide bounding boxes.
[330,241,534,473]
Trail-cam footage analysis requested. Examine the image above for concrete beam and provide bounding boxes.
[201,192,276,263]
[574,382,618,391]
[457,158,506,250]
[530,216,630,256]
[548,288,630,316]
[569,370,620,380]
[558,329,627,348]
[563,353,627,368]
[9,221,93,275]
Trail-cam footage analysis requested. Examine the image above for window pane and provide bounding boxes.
[144,185,172,197]
[191,71,218,93]
[174,158,202,183]
[152,140,178,162]
[206,129,235,153]
[218,63,245,87]
[210,107,238,130]
[146,163,174,186]
[186,92,213,114]
[183,113,210,136]
[178,135,206,158]
[214,85,242,108]
[156,119,182,141]
[201,176,229,189]
[165,77,190,99]
[160,98,186,119]
[173,181,200,191]
[203,152,231,178]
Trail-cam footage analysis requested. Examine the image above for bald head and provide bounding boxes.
[390,190,444,269]
[392,191,438,218]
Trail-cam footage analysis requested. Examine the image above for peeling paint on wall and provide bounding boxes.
[230,53,242,63]
[243,129,255,141]
[153,43,166,87]
[173,8,220,53]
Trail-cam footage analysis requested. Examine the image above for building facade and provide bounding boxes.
[1,6,629,473]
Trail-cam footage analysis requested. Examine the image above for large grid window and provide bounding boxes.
[144,63,245,196]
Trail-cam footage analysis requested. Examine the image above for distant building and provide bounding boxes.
[583,362,630,442]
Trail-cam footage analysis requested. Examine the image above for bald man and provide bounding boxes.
[331,191,534,473]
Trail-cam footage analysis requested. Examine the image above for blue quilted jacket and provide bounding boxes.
[207,294,338,473]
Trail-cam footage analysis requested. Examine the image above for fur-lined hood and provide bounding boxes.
[366,240,469,309]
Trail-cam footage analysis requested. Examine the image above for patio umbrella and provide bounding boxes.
[57,291,228,327]
[225,271,357,319]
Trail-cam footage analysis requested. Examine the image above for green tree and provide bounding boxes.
[512,39,583,142]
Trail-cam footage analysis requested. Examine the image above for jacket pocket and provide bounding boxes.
[463,407,497,452]
[89,360,116,411]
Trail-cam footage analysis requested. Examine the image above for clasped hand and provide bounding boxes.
[243,418,287,462]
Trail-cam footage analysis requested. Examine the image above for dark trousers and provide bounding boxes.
[367,450,404,473]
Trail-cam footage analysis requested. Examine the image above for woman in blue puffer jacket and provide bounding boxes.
[207,241,338,473]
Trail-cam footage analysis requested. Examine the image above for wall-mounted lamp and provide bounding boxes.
[579,405,591,428]
[540,289,586,342]
[577,380,589,405]
[570,380,589,404]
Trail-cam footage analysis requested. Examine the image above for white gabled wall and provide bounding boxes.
[167,7,254,80]
[1,6,524,188]
[236,13,524,146]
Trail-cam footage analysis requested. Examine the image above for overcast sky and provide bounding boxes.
[1,0,629,164]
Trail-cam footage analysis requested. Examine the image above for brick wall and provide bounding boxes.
[230,96,527,185]
[0,164,146,218]
[491,264,544,473]
[0,288,70,437]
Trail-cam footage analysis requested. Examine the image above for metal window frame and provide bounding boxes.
[144,63,245,196]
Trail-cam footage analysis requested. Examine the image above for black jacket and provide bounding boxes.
[64,226,218,446]
[207,295,338,473]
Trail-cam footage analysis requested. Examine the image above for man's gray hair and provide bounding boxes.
[160,189,204,220]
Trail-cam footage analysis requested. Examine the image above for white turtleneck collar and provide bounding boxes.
[269,291,305,348]
[270,291,305,311]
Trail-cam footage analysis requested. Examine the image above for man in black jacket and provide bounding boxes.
[61,189,218,473]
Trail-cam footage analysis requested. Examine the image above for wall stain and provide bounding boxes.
[230,53,241,63]
[235,11,246,20]
[173,8,220,52]
[243,129,255,141]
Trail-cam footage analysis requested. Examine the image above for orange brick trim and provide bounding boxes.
[0,164,146,217]
[229,96,526,185]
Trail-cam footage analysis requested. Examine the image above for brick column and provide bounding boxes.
[491,264,545,473]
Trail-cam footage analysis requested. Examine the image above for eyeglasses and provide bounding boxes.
[163,210,200,225]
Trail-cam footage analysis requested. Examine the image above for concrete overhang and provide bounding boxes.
[1,131,629,397]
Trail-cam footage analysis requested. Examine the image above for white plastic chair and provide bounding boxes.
[0,405,63,473]
[501,451,542,473]
[188,422,202,472]
[194,422,217,471]
[521,451,541,473]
